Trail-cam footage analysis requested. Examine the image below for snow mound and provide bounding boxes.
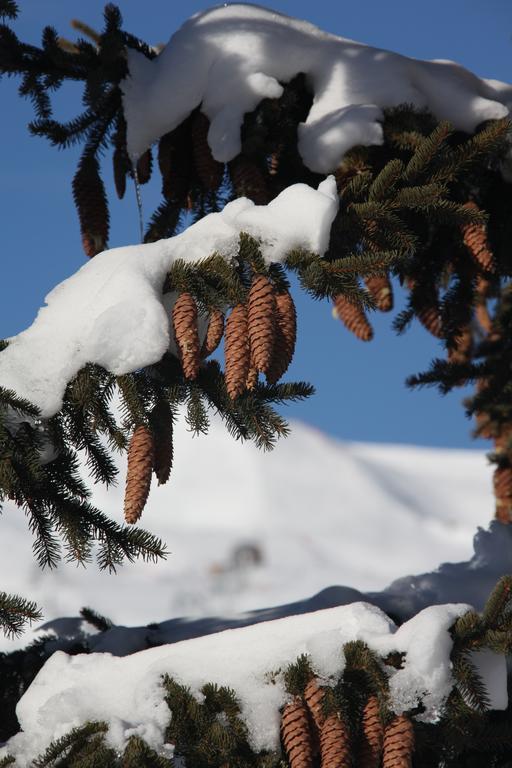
[121,4,512,172]
[0,179,337,417]
[0,417,495,651]
[6,600,505,765]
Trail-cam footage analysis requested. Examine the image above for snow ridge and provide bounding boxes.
[121,4,512,172]
[6,601,506,765]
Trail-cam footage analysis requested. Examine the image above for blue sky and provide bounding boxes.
[2,0,511,448]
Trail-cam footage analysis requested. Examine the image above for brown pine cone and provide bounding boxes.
[136,149,152,185]
[494,465,512,521]
[191,112,224,190]
[281,699,314,768]
[229,155,269,205]
[72,155,109,258]
[358,696,384,768]
[462,202,495,273]
[320,712,351,768]
[172,293,200,380]
[201,309,225,358]
[151,401,174,486]
[365,274,393,312]
[158,124,192,204]
[417,304,443,339]
[224,303,250,399]
[112,146,128,200]
[382,714,414,768]
[248,275,276,374]
[124,425,154,524]
[267,290,297,385]
[304,678,325,735]
[333,294,373,341]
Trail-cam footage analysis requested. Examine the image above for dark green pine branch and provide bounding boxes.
[0,591,42,638]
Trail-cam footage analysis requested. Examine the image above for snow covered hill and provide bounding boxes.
[0,416,494,651]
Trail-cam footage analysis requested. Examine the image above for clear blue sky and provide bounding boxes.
[2,0,511,448]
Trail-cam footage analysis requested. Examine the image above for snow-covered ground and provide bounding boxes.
[0,415,496,652]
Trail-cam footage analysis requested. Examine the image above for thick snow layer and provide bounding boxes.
[4,601,488,764]
[0,179,337,417]
[121,4,512,172]
[0,417,496,653]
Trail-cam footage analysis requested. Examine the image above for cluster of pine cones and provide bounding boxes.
[172,274,297,398]
[122,276,297,524]
[281,680,414,768]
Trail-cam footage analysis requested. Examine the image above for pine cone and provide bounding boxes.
[229,155,268,204]
[281,699,314,768]
[320,712,351,768]
[191,112,224,190]
[417,304,443,339]
[462,202,495,273]
[304,678,325,735]
[358,696,384,768]
[201,309,225,358]
[158,124,192,204]
[136,148,152,185]
[72,155,109,258]
[248,275,276,374]
[124,425,154,524]
[494,465,512,521]
[172,293,200,380]
[224,303,250,399]
[333,294,373,341]
[151,401,174,486]
[382,715,414,768]
[267,290,297,384]
[365,274,393,312]
[112,146,128,200]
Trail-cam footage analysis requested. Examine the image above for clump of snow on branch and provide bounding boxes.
[121,4,512,173]
[5,600,506,765]
[0,179,337,418]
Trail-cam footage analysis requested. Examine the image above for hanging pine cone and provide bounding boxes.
[416,304,443,339]
[136,148,153,185]
[224,303,250,399]
[461,201,495,273]
[191,111,224,190]
[365,274,393,312]
[382,714,414,768]
[268,147,282,176]
[304,678,325,735]
[124,425,154,525]
[333,294,373,341]
[248,275,276,374]
[72,154,109,258]
[281,699,314,768]
[229,155,269,205]
[320,712,351,768]
[151,401,174,486]
[267,290,297,385]
[112,146,129,200]
[201,309,225,358]
[494,465,512,523]
[358,696,384,768]
[158,123,192,204]
[172,292,200,380]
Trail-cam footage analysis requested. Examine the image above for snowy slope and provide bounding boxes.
[0,416,494,650]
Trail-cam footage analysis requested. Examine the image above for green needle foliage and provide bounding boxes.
[0,592,41,639]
